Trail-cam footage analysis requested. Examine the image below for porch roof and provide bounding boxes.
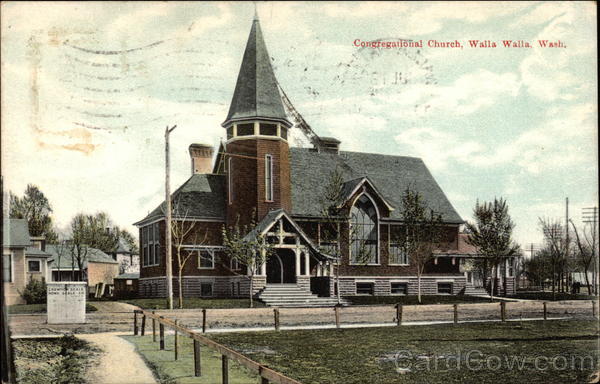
[244,209,334,260]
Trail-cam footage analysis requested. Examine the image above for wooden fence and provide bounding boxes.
[133,309,302,384]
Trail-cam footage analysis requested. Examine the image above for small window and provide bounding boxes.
[3,253,12,282]
[28,260,41,273]
[259,123,277,136]
[228,157,233,205]
[230,257,240,270]
[126,279,133,286]
[265,155,273,201]
[199,250,215,269]
[227,126,234,139]
[356,282,374,295]
[280,127,288,140]
[437,282,453,294]
[237,123,254,136]
[201,282,213,297]
[391,282,408,295]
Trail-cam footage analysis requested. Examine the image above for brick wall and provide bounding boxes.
[139,275,267,298]
[336,276,467,296]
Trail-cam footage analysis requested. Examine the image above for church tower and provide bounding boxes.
[222,14,293,227]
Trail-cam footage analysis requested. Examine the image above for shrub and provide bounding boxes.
[21,277,47,304]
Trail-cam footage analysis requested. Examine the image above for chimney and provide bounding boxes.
[189,143,214,174]
[316,137,341,154]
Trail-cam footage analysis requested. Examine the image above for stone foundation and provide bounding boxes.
[139,276,262,298]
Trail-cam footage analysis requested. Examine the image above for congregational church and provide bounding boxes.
[134,15,517,306]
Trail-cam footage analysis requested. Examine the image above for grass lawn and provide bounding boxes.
[122,298,266,309]
[346,295,502,306]
[8,303,98,314]
[13,335,99,384]
[511,291,598,301]
[123,334,259,383]
[208,320,599,384]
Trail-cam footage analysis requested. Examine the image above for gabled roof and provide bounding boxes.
[25,246,52,258]
[115,237,137,255]
[243,209,333,260]
[47,245,118,270]
[2,219,31,248]
[135,173,226,226]
[290,148,463,223]
[222,16,291,128]
[339,176,395,212]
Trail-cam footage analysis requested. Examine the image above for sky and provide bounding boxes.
[1,1,597,251]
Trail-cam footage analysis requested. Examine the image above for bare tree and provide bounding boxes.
[52,234,69,282]
[467,198,520,302]
[570,219,597,295]
[539,218,568,300]
[222,214,274,308]
[69,214,90,282]
[170,204,208,309]
[319,167,379,304]
[395,187,444,304]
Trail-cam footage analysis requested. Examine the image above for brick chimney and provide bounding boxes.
[188,143,214,175]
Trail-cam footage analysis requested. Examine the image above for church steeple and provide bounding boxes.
[222,16,291,129]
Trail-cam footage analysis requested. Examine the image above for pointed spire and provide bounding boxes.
[222,16,291,128]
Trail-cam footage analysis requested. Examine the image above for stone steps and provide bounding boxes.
[257,284,349,307]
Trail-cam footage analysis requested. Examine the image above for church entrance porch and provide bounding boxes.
[266,249,296,284]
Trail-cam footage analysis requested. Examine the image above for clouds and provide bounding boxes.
[1,2,596,247]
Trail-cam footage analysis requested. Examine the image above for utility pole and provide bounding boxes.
[565,197,569,292]
[165,125,177,310]
[583,207,598,294]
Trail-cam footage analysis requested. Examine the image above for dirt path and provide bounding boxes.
[79,333,157,384]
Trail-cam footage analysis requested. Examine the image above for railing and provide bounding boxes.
[133,309,302,384]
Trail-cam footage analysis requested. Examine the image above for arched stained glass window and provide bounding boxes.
[350,194,378,264]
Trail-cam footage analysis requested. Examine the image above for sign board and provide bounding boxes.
[47,282,87,324]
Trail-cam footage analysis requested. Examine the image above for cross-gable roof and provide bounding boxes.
[290,148,463,223]
[2,219,31,248]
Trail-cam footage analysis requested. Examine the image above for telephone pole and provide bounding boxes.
[583,206,598,294]
[165,125,177,310]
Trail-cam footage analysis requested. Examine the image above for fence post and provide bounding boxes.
[174,320,178,360]
[152,311,156,342]
[133,311,138,335]
[453,304,458,324]
[274,308,280,331]
[202,309,207,333]
[141,314,146,336]
[500,302,506,322]
[543,302,547,320]
[222,355,229,384]
[592,300,597,318]
[396,304,402,326]
[334,306,340,329]
[193,339,202,377]
[159,322,165,350]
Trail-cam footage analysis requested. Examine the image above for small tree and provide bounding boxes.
[538,218,569,300]
[20,277,47,304]
[222,215,274,308]
[70,214,90,282]
[396,187,444,304]
[569,219,596,295]
[53,234,69,282]
[170,204,208,309]
[466,198,520,302]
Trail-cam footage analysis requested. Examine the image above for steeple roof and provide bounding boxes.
[222,16,291,128]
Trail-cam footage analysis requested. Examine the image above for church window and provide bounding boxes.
[260,123,277,136]
[265,155,273,201]
[350,194,378,264]
[237,123,254,136]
